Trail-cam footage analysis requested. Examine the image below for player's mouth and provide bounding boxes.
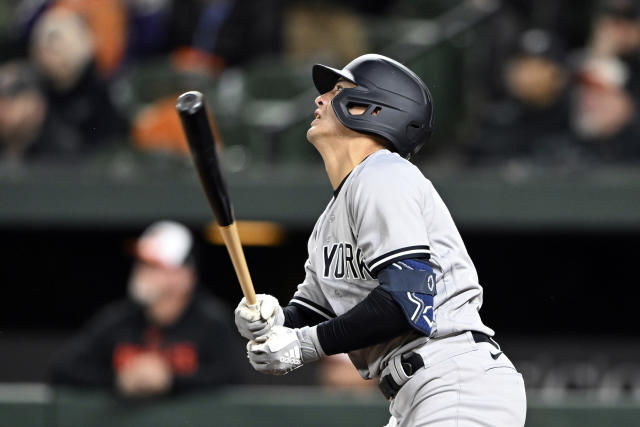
[311,110,321,125]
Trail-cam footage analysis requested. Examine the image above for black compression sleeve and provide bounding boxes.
[316,286,411,355]
[283,304,328,328]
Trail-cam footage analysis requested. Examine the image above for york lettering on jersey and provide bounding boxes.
[323,243,372,280]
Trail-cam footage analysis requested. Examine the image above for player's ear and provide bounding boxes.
[347,102,368,115]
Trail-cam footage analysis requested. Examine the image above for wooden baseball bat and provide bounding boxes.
[176,91,257,306]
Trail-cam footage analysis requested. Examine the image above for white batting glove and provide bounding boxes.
[247,325,324,376]
[234,294,284,340]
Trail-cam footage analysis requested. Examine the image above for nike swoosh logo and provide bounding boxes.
[490,351,503,360]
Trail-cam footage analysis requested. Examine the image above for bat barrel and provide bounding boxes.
[176,91,234,227]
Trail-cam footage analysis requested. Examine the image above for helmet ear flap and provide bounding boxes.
[406,121,424,140]
[405,121,430,157]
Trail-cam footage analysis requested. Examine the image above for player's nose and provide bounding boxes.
[314,94,324,107]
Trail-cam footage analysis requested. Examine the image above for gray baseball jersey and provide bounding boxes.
[291,149,494,379]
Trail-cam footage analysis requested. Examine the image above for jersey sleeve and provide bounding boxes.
[290,258,336,321]
[349,161,431,277]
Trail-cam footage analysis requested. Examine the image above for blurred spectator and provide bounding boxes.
[588,0,640,99]
[0,60,81,163]
[55,0,129,77]
[283,3,367,65]
[50,221,245,397]
[131,90,223,156]
[126,0,281,157]
[125,0,226,71]
[467,29,571,166]
[559,0,640,163]
[569,55,640,161]
[131,97,193,156]
[124,0,281,71]
[30,7,128,152]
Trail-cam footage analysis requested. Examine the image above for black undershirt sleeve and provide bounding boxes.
[283,304,329,329]
[316,286,411,355]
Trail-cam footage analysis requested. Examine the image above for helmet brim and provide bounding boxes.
[312,64,356,94]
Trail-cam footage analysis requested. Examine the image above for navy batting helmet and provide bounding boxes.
[312,54,434,158]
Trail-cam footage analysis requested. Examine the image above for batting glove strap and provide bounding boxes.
[246,326,307,376]
[296,325,325,362]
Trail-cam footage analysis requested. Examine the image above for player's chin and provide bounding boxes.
[306,126,319,144]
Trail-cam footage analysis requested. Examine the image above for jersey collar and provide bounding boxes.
[333,171,351,198]
[333,149,390,198]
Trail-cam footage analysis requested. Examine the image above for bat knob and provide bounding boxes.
[176,91,204,115]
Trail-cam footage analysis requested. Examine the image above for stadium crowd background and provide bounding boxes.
[1,0,640,426]
[3,0,640,168]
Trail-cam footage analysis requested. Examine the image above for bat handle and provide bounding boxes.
[218,223,257,306]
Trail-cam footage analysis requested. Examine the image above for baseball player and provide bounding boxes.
[235,54,527,426]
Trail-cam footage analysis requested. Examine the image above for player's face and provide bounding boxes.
[307,79,358,145]
[128,261,193,306]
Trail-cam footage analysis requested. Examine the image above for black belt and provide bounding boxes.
[471,331,500,350]
[379,332,498,400]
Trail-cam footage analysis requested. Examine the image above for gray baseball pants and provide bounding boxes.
[384,332,526,426]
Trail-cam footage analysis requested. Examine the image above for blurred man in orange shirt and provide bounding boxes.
[50,221,245,397]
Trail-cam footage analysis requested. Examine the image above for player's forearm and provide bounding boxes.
[283,298,333,328]
[316,286,411,355]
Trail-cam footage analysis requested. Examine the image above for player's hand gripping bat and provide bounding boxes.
[176,91,257,306]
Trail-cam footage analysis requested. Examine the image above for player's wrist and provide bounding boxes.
[246,325,324,376]
[296,325,325,362]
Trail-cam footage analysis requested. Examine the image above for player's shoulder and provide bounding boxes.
[350,149,428,189]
